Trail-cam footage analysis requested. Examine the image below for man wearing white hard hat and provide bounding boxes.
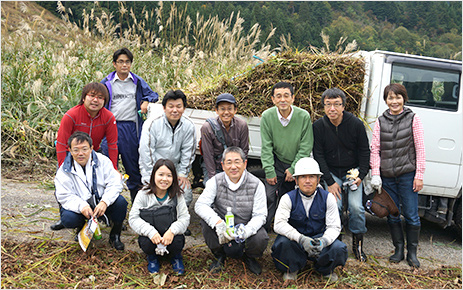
[271,157,347,283]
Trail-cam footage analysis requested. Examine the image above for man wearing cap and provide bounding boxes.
[261,81,314,231]
[200,93,249,184]
[271,157,347,282]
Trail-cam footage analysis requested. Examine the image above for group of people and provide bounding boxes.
[51,47,425,281]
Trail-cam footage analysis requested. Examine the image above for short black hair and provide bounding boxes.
[271,82,294,96]
[321,88,346,106]
[383,83,409,102]
[162,90,187,108]
[113,47,133,63]
[68,131,93,148]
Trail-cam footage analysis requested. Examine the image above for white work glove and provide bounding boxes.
[155,243,169,256]
[371,175,382,192]
[234,224,251,242]
[299,235,328,258]
[215,221,235,244]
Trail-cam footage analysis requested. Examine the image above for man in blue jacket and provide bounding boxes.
[101,47,159,202]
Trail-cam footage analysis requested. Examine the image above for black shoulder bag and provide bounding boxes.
[139,196,178,236]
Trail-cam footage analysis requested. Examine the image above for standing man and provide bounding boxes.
[139,90,196,235]
[313,88,370,262]
[200,93,249,183]
[271,157,347,282]
[260,81,314,231]
[101,47,159,203]
[51,82,119,231]
[195,147,268,275]
[55,131,128,250]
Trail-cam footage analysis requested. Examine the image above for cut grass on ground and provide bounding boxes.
[1,239,461,289]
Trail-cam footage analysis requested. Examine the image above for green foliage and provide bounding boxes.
[37,1,462,60]
[1,1,274,164]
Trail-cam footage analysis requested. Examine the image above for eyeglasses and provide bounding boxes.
[87,94,105,101]
[217,107,235,112]
[223,160,243,166]
[324,103,343,108]
[116,60,132,65]
[71,147,90,154]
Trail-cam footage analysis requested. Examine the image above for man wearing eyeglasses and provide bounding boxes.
[200,93,249,184]
[55,131,128,250]
[101,47,159,203]
[195,146,268,275]
[313,88,370,262]
[51,82,119,231]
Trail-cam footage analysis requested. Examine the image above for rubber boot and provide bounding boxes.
[405,224,420,268]
[352,233,367,262]
[388,222,405,263]
[109,222,125,251]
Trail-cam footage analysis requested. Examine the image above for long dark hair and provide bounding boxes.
[144,159,183,199]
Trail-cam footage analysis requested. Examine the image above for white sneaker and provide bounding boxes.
[323,272,338,283]
[283,271,298,281]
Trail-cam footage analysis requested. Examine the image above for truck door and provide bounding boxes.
[379,56,462,198]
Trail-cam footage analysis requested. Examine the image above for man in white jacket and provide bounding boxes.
[54,131,128,250]
[195,146,268,275]
[139,90,196,235]
[271,157,347,282]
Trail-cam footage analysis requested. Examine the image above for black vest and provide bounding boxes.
[378,107,416,178]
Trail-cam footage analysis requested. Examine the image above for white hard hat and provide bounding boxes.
[293,157,323,177]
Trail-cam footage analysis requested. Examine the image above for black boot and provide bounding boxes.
[388,222,405,263]
[209,248,226,273]
[352,233,367,262]
[109,222,125,251]
[405,224,420,268]
[50,220,65,231]
[129,189,138,204]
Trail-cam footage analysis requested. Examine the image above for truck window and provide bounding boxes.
[390,64,460,111]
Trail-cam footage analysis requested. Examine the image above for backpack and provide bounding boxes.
[199,118,227,160]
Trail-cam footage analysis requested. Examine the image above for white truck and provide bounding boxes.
[148,50,462,230]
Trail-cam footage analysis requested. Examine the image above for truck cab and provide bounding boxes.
[361,50,462,229]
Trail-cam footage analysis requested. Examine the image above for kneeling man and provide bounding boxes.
[271,157,347,282]
[54,131,128,250]
[195,146,268,275]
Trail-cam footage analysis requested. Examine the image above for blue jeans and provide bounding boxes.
[60,195,128,228]
[325,172,367,234]
[381,171,420,226]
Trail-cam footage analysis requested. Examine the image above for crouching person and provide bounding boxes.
[271,157,347,282]
[195,146,268,275]
[54,131,128,250]
[129,159,190,275]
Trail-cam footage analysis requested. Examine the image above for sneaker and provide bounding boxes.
[184,228,191,236]
[323,272,338,283]
[171,255,185,275]
[283,271,298,281]
[147,254,160,274]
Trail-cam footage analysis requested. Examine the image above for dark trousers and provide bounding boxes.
[60,195,128,228]
[271,235,347,275]
[264,156,296,230]
[200,220,269,258]
[138,235,185,257]
[102,121,142,200]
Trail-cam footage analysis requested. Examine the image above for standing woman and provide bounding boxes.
[370,83,425,268]
[129,159,190,274]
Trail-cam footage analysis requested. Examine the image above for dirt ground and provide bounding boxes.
[1,177,462,272]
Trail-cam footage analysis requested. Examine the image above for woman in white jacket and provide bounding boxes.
[129,159,190,275]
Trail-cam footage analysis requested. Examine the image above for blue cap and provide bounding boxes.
[216,93,236,105]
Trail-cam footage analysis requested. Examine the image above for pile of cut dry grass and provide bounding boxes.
[188,49,365,121]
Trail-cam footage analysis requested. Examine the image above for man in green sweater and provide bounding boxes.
[260,82,314,231]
